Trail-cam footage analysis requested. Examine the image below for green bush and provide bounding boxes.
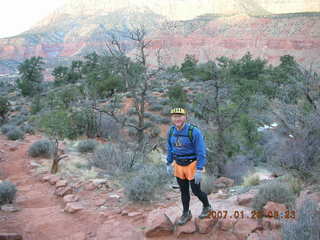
[283,175,303,195]
[127,108,138,116]
[149,103,163,111]
[124,164,169,202]
[28,139,53,158]
[1,124,15,134]
[22,124,35,134]
[243,174,260,187]
[6,127,24,140]
[252,181,295,210]
[201,173,217,195]
[77,139,98,153]
[150,126,161,138]
[167,85,187,107]
[10,114,27,126]
[282,199,320,240]
[0,181,17,206]
[161,106,171,116]
[91,143,134,173]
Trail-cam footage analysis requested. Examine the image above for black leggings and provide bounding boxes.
[176,177,210,213]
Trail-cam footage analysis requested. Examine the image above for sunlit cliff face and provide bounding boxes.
[57,0,320,19]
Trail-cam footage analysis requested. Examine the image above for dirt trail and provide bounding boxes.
[0,134,238,240]
[0,135,148,240]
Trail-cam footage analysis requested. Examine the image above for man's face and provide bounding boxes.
[171,114,186,128]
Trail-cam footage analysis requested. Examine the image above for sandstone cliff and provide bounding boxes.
[0,0,319,75]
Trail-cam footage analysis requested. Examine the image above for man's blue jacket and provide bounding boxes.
[166,123,207,170]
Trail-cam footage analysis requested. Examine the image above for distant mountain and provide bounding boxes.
[0,0,319,75]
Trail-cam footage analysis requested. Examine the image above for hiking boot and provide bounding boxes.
[199,204,212,219]
[177,210,192,225]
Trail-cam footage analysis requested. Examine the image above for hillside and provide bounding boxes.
[0,0,320,76]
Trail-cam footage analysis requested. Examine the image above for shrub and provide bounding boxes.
[10,115,27,126]
[201,173,217,195]
[128,127,137,137]
[161,105,171,116]
[0,181,17,206]
[149,103,163,111]
[160,117,171,124]
[243,174,260,187]
[6,127,24,140]
[1,124,16,134]
[127,108,138,116]
[222,155,254,184]
[22,124,35,134]
[91,143,135,174]
[252,182,295,210]
[124,164,169,202]
[283,175,303,195]
[77,139,98,153]
[150,126,161,138]
[282,199,320,240]
[96,114,120,140]
[167,85,188,107]
[28,139,53,158]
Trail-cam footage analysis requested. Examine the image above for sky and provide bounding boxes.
[0,0,66,38]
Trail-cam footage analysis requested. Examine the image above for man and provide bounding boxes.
[166,107,212,225]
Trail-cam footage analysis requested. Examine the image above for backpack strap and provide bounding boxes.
[188,124,196,142]
[169,124,197,143]
[169,125,175,138]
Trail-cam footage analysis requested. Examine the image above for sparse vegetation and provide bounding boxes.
[77,139,99,153]
[28,139,53,158]
[0,181,17,206]
[124,164,168,202]
[252,181,295,210]
[200,173,216,194]
[91,143,136,174]
[6,127,24,140]
[282,199,320,240]
[1,124,16,134]
[243,173,260,187]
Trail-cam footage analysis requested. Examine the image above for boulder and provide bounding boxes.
[262,201,287,217]
[63,194,79,203]
[55,180,68,188]
[64,202,84,213]
[218,217,238,231]
[48,175,60,185]
[194,217,218,234]
[144,210,174,238]
[175,220,196,237]
[95,199,106,207]
[128,211,143,217]
[55,186,73,197]
[237,193,255,207]
[233,218,260,239]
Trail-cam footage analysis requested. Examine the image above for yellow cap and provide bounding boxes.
[170,108,187,115]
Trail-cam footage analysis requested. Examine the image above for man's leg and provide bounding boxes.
[190,179,209,206]
[176,177,190,213]
[176,177,192,225]
[190,180,211,218]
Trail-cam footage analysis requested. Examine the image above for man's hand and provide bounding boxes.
[166,164,173,176]
[194,169,202,185]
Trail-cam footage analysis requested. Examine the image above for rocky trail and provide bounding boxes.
[0,134,287,240]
